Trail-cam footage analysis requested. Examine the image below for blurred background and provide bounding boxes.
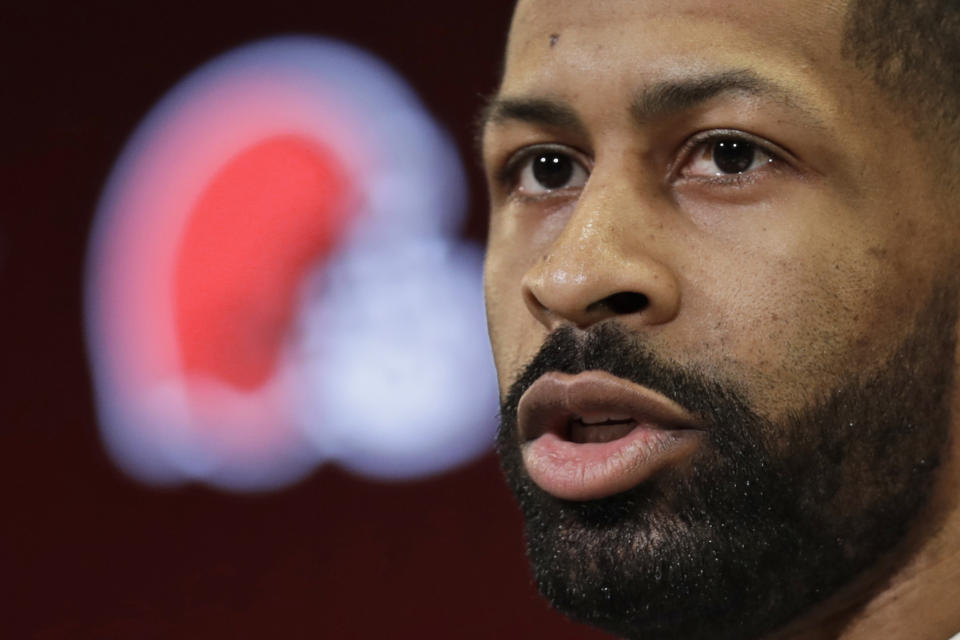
[4,2,609,637]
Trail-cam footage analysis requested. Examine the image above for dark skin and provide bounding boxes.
[481,1,960,638]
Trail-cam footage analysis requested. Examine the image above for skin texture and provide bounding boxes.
[481,1,960,638]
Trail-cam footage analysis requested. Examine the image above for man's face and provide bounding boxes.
[482,1,960,639]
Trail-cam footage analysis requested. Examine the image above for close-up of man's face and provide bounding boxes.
[482,1,960,639]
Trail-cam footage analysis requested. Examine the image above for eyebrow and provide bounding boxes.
[631,69,775,123]
[478,69,826,141]
[479,96,587,135]
[474,95,588,156]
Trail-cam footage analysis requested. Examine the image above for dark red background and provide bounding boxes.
[3,2,610,638]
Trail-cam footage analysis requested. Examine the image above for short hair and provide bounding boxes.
[843,0,960,162]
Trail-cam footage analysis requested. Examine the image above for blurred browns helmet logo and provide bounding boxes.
[85,37,496,490]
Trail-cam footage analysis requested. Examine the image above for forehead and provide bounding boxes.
[510,0,845,37]
[503,0,851,101]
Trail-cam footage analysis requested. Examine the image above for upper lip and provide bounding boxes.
[517,370,703,442]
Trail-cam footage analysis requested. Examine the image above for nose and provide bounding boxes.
[521,184,680,331]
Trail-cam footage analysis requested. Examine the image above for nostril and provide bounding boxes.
[588,291,649,315]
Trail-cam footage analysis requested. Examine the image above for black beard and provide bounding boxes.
[496,286,956,640]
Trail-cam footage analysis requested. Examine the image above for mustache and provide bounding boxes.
[499,323,748,426]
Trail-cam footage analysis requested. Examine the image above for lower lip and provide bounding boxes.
[521,426,701,501]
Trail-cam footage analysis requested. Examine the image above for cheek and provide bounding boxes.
[664,174,949,415]
[484,206,577,393]
[677,229,926,419]
[484,250,543,396]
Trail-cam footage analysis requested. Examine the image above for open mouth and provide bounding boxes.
[516,370,704,501]
[518,371,701,443]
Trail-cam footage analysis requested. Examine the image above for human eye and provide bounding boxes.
[676,130,786,183]
[500,145,589,198]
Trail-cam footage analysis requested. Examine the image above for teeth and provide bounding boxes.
[578,413,632,426]
[568,420,637,444]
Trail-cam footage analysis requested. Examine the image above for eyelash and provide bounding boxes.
[496,143,587,189]
[496,130,788,197]
[672,129,787,184]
